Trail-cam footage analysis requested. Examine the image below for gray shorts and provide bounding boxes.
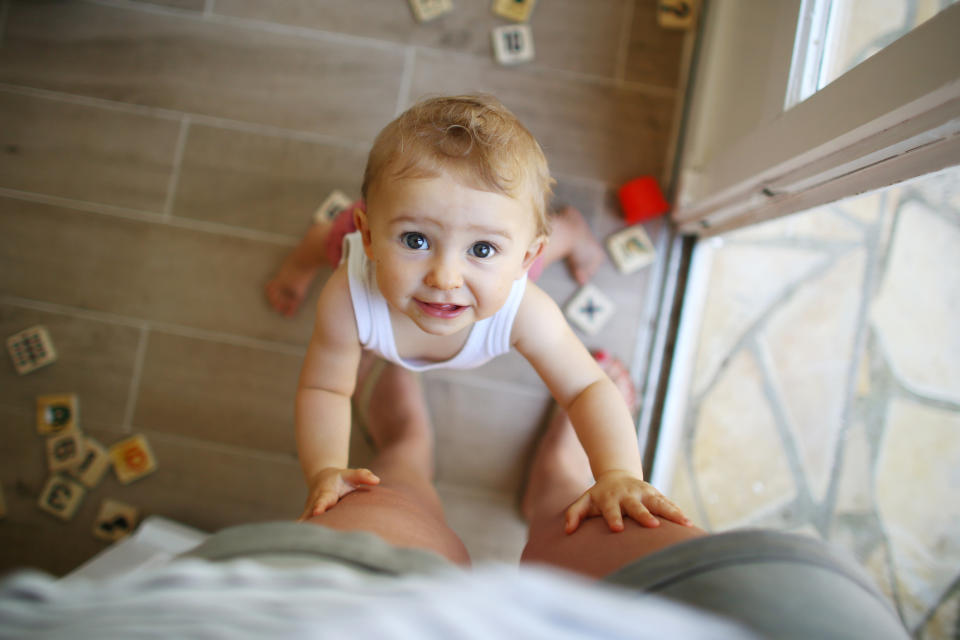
[185,523,907,639]
[605,529,907,639]
[182,521,454,576]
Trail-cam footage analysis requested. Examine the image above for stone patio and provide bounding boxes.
[667,167,960,638]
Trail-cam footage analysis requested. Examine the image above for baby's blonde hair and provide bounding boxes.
[362,94,555,237]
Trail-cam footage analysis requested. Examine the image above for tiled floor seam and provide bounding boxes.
[0,187,298,246]
[128,427,301,467]
[613,0,636,85]
[121,326,151,433]
[394,47,416,117]
[162,115,191,219]
[0,83,373,151]
[85,0,406,54]
[0,295,306,357]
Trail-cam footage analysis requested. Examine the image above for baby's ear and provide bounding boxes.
[353,206,375,258]
[520,235,547,272]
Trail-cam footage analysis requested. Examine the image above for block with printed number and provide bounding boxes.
[70,437,111,489]
[606,224,656,274]
[93,498,140,542]
[409,0,453,22]
[564,284,616,336]
[6,325,57,375]
[657,0,699,29]
[492,0,537,22]
[313,189,355,224]
[37,474,86,521]
[109,434,158,485]
[46,429,84,472]
[36,393,79,435]
[492,24,535,65]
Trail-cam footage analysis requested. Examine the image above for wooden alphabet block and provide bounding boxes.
[6,325,57,375]
[606,224,656,274]
[93,499,140,542]
[492,24,535,65]
[657,0,699,30]
[492,0,537,22]
[313,189,355,224]
[46,429,84,472]
[409,0,453,22]
[37,475,86,521]
[70,437,110,489]
[36,393,79,435]
[109,434,158,485]
[565,284,616,336]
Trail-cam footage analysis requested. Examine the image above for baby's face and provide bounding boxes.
[357,172,544,337]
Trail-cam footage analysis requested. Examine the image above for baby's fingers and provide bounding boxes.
[624,496,660,528]
[601,503,625,532]
[564,493,593,534]
[646,493,692,526]
[342,468,381,488]
[297,491,336,522]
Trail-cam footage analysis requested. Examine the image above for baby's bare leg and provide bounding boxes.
[539,205,605,284]
[265,222,332,317]
[305,360,470,565]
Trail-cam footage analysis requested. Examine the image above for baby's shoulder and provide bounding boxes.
[511,282,566,344]
[315,264,354,320]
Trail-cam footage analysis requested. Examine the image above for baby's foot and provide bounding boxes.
[265,255,320,317]
[555,206,605,284]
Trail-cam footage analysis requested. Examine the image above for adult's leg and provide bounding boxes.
[520,407,705,578]
[305,360,471,565]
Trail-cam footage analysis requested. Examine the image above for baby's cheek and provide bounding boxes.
[474,284,513,318]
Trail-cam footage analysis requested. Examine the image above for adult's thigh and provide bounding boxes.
[307,484,471,566]
[521,514,706,579]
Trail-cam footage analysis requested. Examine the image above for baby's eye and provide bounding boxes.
[401,232,429,250]
[469,242,496,259]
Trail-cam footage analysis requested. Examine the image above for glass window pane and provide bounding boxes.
[665,166,960,632]
[789,0,959,106]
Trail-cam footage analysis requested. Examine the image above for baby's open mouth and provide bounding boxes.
[415,300,466,319]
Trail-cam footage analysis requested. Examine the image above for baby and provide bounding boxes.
[278,94,689,533]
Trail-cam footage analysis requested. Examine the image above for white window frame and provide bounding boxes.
[671,0,960,237]
[646,0,960,488]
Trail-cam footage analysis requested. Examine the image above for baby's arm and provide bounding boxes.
[295,266,378,521]
[513,284,690,533]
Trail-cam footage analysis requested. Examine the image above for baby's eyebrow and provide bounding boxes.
[466,224,512,241]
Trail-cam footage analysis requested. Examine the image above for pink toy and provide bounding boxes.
[618,176,670,224]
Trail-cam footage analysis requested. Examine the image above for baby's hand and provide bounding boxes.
[297,467,380,522]
[564,470,691,534]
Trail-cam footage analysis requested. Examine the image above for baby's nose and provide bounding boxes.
[425,258,463,290]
